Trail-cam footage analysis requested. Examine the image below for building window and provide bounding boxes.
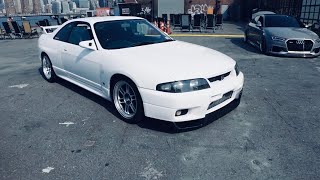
[300,0,320,24]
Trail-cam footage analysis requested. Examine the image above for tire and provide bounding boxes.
[112,79,144,123]
[41,55,56,83]
[244,31,248,42]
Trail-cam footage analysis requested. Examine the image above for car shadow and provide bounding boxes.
[228,38,318,59]
[228,38,261,54]
[138,99,241,133]
[38,68,240,133]
[38,68,119,116]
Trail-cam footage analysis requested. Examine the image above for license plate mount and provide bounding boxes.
[208,91,233,110]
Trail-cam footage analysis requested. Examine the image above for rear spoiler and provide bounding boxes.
[40,25,60,34]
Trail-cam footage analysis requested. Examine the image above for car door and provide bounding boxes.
[247,18,257,42]
[255,16,265,45]
[252,16,264,45]
[61,22,102,92]
[52,22,76,77]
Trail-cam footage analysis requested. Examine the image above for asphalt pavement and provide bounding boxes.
[0,36,320,180]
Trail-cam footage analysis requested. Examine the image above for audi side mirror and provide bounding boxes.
[79,40,96,51]
[304,23,311,28]
[256,21,262,28]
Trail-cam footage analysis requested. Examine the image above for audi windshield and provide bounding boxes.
[265,15,301,28]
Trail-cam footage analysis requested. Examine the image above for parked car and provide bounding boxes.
[244,14,320,57]
[251,11,275,19]
[38,16,244,123]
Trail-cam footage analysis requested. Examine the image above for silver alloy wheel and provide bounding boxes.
[42,56,52,80]
[113,81,138,119]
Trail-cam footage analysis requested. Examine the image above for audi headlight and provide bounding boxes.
[156,78,210,93]
[272,36,286,42]
[235,63,240,76]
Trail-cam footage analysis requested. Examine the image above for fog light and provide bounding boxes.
[175,109,188,116]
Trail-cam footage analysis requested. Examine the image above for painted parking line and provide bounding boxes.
[170,34,244,38]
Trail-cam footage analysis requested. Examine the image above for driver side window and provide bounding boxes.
[68,23,93,46]
[54,22,75,42]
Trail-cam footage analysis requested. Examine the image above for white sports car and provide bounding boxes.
[38,16,244,123]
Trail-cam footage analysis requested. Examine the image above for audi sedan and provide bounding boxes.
[244,14,320,57]
[38,16,244,123]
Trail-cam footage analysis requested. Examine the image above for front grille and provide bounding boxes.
[304,40,313,51]
[286,40,313,51]
[208,72,230,82]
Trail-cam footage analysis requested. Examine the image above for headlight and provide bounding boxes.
[156,78,210,93]
[272,36,286,42]
[235,63,240,76]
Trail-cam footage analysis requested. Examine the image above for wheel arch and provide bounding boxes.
[109,73,140,95]
[41,51,49,60]
[109,73,146,117]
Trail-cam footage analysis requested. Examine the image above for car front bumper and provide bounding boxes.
[267,40,320,57]
[139,72,244,122]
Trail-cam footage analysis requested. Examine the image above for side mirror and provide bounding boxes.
[79,40,96,51]
[256,21,262,28]
[304,23,311,28]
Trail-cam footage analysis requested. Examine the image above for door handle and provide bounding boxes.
[64,49,67,51]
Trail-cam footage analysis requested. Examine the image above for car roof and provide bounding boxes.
[252,11,275,19]
[67,16,143,24]
[263,14,292,18]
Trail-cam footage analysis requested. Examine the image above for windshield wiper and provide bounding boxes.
[133,41,157,47]
[161,39,175,43]
[133,39,175,47]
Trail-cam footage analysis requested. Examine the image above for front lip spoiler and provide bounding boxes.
[268,51,320,57]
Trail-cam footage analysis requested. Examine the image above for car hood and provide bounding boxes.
[105,40,236,89]
[265,27,319,39]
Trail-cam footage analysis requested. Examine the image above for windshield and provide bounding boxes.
[94,19,174,50]
[265,15,301,28]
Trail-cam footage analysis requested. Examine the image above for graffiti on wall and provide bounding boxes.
[141,6,151,14]
[187,4,214,16]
